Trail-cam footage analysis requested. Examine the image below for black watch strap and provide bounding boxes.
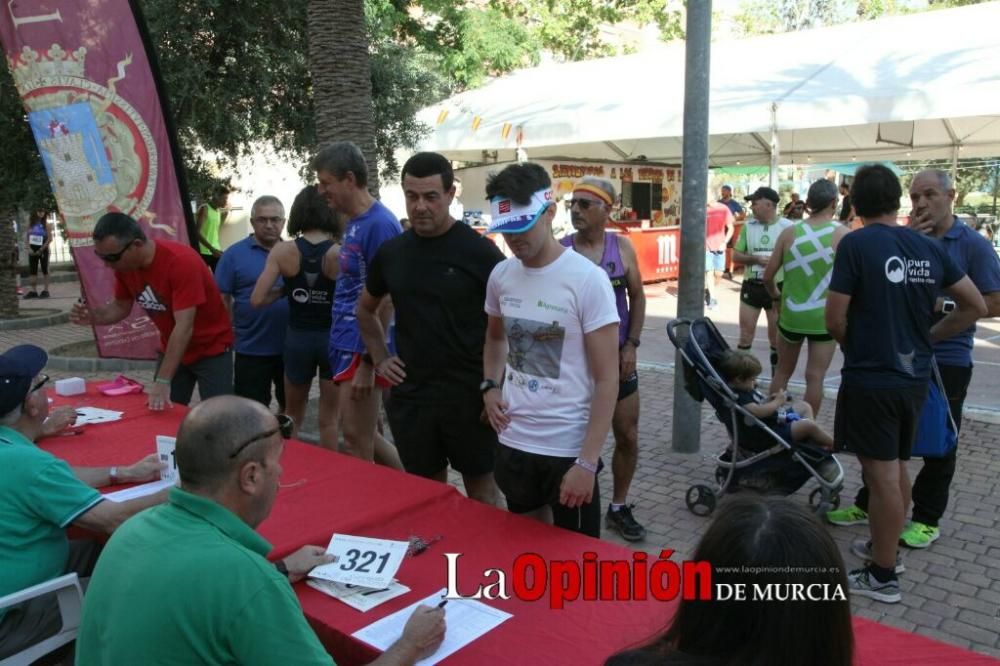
[274,559,289,578]
[480,379,499,394]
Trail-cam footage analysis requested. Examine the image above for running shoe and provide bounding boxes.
[850,538,904,574]
[606,504,647,542]
[899,521,940,549]
[826,505,868,526]
[848,566,901,603]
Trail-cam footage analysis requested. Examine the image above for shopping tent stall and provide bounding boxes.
[416,2,1000,167]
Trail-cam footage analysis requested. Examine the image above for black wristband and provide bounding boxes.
[275,559,289,578]
[626,337,641,348]
[361,352,374,365]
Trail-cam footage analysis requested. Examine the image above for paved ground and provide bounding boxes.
[10,277,1000,659]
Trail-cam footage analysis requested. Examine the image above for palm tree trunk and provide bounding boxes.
[0,208,19,317]
[307,0,381,196]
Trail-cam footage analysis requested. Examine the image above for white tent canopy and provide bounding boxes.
[416,3,1000,167]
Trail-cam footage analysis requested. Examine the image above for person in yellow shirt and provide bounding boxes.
[196,186,230,272]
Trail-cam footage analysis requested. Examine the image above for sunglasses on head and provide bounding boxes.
[95,238,138,263]
[30,373,49,394]
[570,198,604,210]
[229,414,294,459]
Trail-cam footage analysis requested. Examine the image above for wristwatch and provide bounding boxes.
[479,379,499,394]
[574,457,599,474]
[274,559,289,578]
[109,466,119,485]
[626,337,641,348]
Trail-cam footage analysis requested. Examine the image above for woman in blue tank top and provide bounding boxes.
[25,208,53,298]
[252,185,341,450]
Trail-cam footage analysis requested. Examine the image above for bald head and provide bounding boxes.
[176,396,277,492]
[914,169,953,192]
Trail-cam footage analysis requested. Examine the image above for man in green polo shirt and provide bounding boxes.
[0,345,168,660]
[77,395,446,665]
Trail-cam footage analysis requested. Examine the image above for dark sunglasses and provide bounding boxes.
[95,239,137,263]
[229,414,294,459]
[570,198,603,210]
[30,373,49,394]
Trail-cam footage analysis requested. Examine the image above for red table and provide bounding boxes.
[42,385,1000,666]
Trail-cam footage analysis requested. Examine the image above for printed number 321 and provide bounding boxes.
[339,549,391,574]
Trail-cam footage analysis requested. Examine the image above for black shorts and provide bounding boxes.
[618,370,639,401]
[493,444,602,537]
[28,246,49,275]
[778,324,834,344]
[740,280,775,309]
[386,394,497,477]
[834,383,927,461]
[283,327,332,384]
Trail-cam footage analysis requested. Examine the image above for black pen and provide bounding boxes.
[437,598,448,609]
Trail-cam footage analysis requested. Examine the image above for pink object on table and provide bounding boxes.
[96,375,145,396]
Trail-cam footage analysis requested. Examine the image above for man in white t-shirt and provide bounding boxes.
[482,163,620,537]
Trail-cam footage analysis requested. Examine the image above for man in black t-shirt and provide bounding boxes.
[357,153,505,504]
[825,164,985,604]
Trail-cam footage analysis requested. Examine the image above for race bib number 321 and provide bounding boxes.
[309,534,409,589]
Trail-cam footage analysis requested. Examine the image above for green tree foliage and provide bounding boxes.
[899,159,998,208]
[734,0,993,36]
[372,0,539,89]
[0,67,57,316]
[490,0,685,62]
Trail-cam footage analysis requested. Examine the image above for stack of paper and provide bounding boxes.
[309,534,410,589]
[73,407,124,425]
[306,579,410,612]
[102,477,175,502]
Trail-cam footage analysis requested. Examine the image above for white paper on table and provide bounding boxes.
[309,534,409,589]
[73,407,124,425]
[353,588,512,665]
[306,578,410,612]
[156,436,177,482]
[101,477,175,502]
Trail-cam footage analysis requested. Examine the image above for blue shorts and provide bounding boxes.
[330,349,392,388]
[705,250,726,273]
[283,328,332,384]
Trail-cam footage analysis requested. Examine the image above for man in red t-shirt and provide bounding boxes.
[704,200,734,310]
[70,213,234,410]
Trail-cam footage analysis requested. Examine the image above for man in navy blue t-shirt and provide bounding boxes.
[828,169,1000,548]
[216,196,289,410]
[825,164,985,604]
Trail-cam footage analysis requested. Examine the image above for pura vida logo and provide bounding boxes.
[885,256,933,285]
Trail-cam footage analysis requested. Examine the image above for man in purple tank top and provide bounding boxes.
[560,177,648,541]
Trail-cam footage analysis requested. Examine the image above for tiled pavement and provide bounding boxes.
[9,277,1000,660]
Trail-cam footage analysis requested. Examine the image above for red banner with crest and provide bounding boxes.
[0,0,192,359]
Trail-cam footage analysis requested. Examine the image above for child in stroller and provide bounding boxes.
[718,350,833,452]
[666,317,842,516]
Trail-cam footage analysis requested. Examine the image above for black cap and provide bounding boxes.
[0,345,47,416]
[744,187,780,204]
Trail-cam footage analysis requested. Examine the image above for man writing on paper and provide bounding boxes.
[70,213,234,410]
[77,395,446,665]
[0,345,168,660]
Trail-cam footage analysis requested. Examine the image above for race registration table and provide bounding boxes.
[41,384,1000,665]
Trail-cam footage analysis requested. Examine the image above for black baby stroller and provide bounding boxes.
[667,317,843,517]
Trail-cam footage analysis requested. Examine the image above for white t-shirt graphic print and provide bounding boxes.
[485,249,619,457]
